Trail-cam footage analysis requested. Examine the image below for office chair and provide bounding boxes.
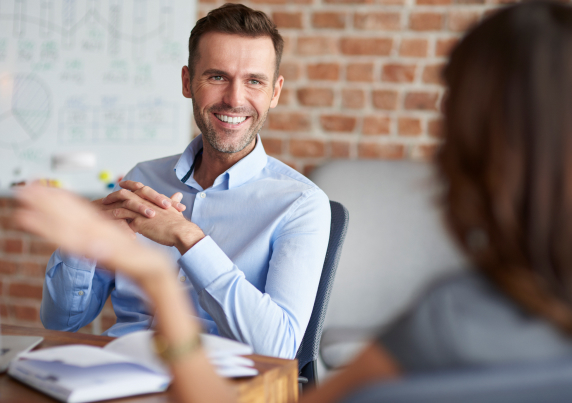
[297,200,349,390]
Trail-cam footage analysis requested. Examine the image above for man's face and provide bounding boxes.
[182,32,283,154]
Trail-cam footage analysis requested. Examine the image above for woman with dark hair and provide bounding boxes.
[14,1,572,402]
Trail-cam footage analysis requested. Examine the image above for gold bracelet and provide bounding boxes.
[153,332,202,363]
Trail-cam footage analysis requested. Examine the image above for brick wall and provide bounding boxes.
[1,0,509,332]
[195,0,508,176]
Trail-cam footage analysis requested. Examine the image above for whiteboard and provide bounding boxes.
[0,0,195,195]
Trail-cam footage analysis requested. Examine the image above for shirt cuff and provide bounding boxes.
[177,236,235,291]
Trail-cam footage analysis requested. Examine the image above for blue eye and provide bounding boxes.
[249,80,260,85]
[212,76,223,81]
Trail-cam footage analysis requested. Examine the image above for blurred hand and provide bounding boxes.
[15,185,171,284]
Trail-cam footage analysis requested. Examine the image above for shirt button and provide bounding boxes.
[179,276,186,282]
[199,192,206,198]
[78,291,84,296]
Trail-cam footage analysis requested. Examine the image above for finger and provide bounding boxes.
[133,186,172,209]
[170,192,186,212]
[119,180,145,192]
[122,199,155,218]
[112,208,141,221]
[102,188,138,205]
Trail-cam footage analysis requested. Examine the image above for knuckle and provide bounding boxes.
[118,189,130,198]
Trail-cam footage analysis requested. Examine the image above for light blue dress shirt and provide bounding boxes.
[40,134,331,358]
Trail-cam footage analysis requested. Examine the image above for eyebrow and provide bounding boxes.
[202,69,269,82]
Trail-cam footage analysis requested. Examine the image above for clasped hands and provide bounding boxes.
[96,181,205,255]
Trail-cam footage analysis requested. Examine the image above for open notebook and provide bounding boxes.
[8,330,257,403]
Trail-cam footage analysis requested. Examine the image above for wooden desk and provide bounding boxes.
[0,325,298,403]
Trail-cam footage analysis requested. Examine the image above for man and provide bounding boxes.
[41,4,330,359]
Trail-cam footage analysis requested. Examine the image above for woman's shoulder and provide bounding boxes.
[378,271,572,372]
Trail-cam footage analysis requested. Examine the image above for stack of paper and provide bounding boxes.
[8,330,258,403]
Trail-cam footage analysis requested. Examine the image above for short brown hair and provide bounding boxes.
[187,3,284,82]
[438,1,572,334]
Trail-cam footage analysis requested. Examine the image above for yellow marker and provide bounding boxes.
[98,170,112,182]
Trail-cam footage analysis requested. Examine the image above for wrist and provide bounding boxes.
[174,224,205,255]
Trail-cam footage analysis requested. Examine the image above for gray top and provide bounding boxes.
[378,272,572,372]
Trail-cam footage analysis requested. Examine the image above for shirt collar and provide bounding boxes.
[174,134,267,190]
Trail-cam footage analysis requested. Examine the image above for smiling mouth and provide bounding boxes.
[215,114,248,125]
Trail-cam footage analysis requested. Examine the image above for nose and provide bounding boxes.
[222,80,245,108]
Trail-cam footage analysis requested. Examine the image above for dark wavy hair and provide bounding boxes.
[187,3,284,82]
[437,1,572,333]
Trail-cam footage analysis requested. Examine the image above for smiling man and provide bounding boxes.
[40,4,331,359]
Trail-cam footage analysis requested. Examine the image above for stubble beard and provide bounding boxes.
[193,99,269,154]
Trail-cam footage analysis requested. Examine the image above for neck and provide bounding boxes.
[193,137,256,190]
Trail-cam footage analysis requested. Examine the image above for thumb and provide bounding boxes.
[170,192,186,212]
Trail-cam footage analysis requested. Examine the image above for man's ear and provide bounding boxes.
[182,66,192,99]
[269,75,284,108]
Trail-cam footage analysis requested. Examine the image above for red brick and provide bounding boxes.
[398,117,422,136]
[342,89,365,109]
[268,112,311,131]
[0,259,17,274]
[19,261,46,277]
[382,64,416,83]
[30,240,57,256]
[297,37,337,55]
[331,141,351,158]
[436,37,459,57]
[251,0,313,3]
[422,63,445,84]
[363,116,391,135]
[404,92,439,111]
[358,143,404,159]
[347,63,374,82]
[9,283,43,299]
[262,138,283,155]
[448,11,481,32]
[457,0,485,4]
[3,238,23,254]
[400,38,429,57]
[354,12,401,30]
[0,304,8,318]
[11,304,40,321]
[282,36,294,55]
[325,0,372,3]
[307,63,340,81]
[277,88,291,106]
[340,38,392,55]
[279,62,301,80]
[312,12,346,29]
[297,88,334,106]
[320,115,357,132]
[410,12,444,31]
[372,90,399,110]
[290,139,326,158]
[414,144,439,160]
[273,12,303,29]
[417,0,451,4]
[428,119,443,138]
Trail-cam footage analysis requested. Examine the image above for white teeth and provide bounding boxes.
[216,114,247,124]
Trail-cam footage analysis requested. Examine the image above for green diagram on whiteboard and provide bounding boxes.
[0,0,194,192]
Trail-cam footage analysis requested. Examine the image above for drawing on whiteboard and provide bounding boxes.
[0,0,193,193]
[0,73,51,149]
[2,0,176,59]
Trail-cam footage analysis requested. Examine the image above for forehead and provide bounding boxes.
[195,32,276,77]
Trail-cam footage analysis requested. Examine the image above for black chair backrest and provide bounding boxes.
[297,201,349,374]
